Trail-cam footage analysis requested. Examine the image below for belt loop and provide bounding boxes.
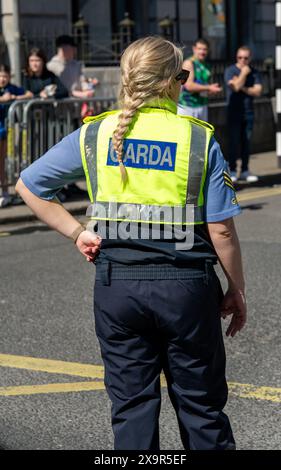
[100,261,111,286]
[204,259,213,285]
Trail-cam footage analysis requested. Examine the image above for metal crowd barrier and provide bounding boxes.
[5,97,117,187]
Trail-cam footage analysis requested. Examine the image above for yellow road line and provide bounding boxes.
[0,378,166,397]
[238,186,281,202]
[228,382,281,403]
[0,232,10,237]
[0,379,280,402]
[0,381,104,397]
[0,353,104,379]
[0,354,280,402]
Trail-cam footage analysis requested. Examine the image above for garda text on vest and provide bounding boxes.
[107,138,177,171]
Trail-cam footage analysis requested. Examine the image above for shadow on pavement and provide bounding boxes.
[240,203,267,211]
[235,173,281,192]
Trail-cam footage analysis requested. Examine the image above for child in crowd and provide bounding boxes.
[80,76,99,118]
[0,64,25,207]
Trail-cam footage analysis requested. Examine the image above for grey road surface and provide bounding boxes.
[0,191,280,450]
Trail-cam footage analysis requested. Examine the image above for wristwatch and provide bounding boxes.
[69,224,86,244]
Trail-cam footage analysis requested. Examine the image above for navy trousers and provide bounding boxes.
[93,265,235,450]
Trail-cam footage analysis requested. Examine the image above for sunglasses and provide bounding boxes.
[175,69,190,85]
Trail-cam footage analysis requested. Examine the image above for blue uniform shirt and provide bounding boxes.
[20,126,241,265]
[20,128,241,223]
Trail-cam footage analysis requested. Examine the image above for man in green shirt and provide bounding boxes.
[178,38,221,121]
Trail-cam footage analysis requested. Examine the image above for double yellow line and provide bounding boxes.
[0,354,280,402]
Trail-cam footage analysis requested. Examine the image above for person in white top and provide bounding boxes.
[47,35,98,99]
[47,35,99,199]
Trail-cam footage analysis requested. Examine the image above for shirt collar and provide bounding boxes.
[141,97,177,114]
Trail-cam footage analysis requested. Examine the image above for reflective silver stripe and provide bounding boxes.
[84,121,103,201]
[86,201,204,224]
[186,123,207,205]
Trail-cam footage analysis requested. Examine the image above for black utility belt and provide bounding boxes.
[95,261,215,284]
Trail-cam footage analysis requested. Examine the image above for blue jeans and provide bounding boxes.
[227,110,254,172]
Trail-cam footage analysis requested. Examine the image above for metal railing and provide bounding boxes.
[5,97,117,188]
[1,90,276,192]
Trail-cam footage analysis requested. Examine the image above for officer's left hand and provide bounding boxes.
[75,230,102,262]
[220,289,247,337]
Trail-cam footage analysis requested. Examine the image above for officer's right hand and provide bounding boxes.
[75,230,102,262]
[220,289,247,337]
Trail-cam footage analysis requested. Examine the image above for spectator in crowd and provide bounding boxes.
[224,46,262,183]
[22,48,69,204]
[48,35,97,199]
[0,64,25,207]
[22,48,68,100]
[47,35,98,98]
[178,38,221,121]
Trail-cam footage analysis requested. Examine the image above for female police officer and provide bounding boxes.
[16,36,246,451]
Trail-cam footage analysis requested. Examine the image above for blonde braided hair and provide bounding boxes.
[112,36,183,183]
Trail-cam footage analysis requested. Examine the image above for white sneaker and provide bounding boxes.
[230,171,238,183]
[0,195,12,208]
[239,171,259,183]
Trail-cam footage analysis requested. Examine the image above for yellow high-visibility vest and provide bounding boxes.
[80,99,214,225]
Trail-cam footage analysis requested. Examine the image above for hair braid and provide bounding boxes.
[112,36,183,184]
[112,92,146,183]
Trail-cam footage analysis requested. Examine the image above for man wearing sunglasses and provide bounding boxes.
[224,46,262,183]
